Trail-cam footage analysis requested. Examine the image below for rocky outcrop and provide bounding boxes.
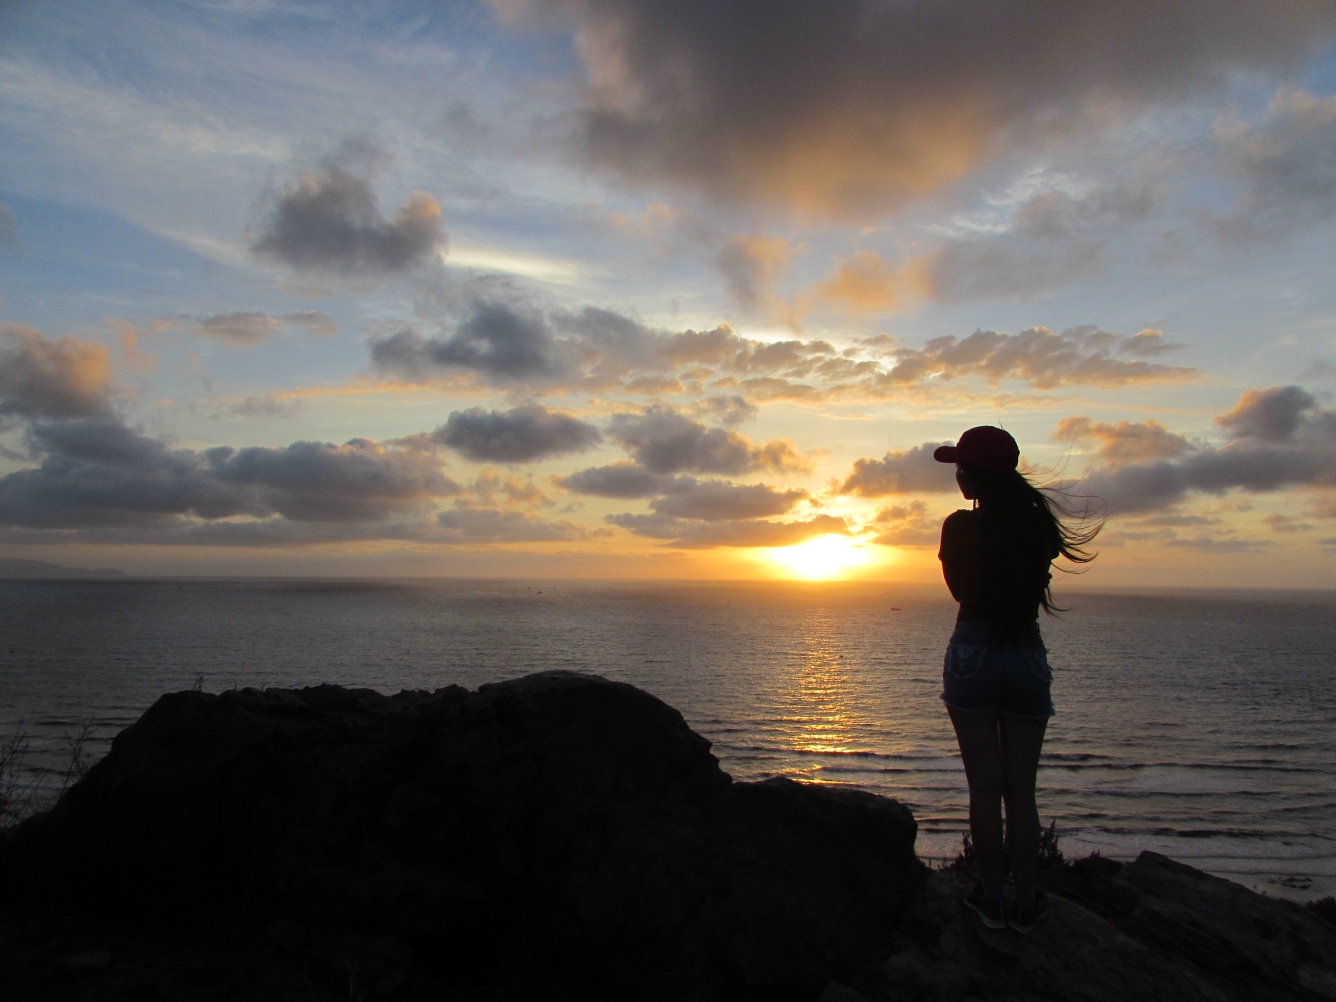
[826,853,1336,1002]
[3,670,1334,1002]
[0,672,920,1001]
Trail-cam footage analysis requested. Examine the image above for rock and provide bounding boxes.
[836,857,1336,1002]
[0,671,921,1001]
[59,949,112,979]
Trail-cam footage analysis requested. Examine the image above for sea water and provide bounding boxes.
[1,578,1332,901]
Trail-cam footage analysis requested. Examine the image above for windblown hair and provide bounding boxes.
[960,463,1102,635]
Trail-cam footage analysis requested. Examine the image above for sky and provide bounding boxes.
[2,0,1336,585]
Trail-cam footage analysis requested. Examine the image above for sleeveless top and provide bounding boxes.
[938,507,1059,635]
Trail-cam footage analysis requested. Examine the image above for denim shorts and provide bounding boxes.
[941,620,1055,718]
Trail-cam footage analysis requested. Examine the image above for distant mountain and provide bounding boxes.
[0,558,129,579]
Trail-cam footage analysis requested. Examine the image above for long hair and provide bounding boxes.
[960,462,1102,633]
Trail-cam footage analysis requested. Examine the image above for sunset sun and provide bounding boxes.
[762,534,877,580]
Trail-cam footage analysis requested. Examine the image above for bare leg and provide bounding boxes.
[947,706,1005,895]
[999,713,1049,908]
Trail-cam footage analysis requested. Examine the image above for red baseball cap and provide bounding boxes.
[933,426,1019,472]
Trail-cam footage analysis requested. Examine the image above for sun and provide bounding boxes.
[761,534,877,581]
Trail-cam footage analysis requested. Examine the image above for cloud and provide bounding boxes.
[688,394,757,427]
[0,418,460,529]
[607,512,850,549]
[607,403,810,474]
[502,0,1336,217]
[373,286,1187,398]
[558,463,672,499]
[151,311,340,345]
[252,165,443,273]
[434,504,586,543]
[222,393,299,419]
[647,479,808,521]
[1209,89,1336,245]
[1074,386,1336,514]
[193,312,281,346]
[917,180,1164,303]
[371,299,574,385]
[815,251,931,313]
[1118,329,1184,358]
[434,404,602,463]
[560,465,807,519]
[715,235,791,310]
[868,500,938,546]
[0,200,15,253]
[0,323,114,423]
[280,311,340,336]
[838,443,957,497]
[1213,385,1317,442]
[879,325,1195,390]
[1054,416,1195,465]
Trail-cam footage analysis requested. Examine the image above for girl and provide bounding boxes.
[933,426,1098,933]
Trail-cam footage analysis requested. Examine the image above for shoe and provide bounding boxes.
[1008,888,1049,934]
[963,882,1007,930]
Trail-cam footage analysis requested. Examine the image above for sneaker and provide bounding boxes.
[963,882,1007,930]
[1008,888,1049,934]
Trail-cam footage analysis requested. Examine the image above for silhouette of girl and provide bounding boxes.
[933,426,1098,933]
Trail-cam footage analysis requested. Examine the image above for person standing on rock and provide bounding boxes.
[933,426,1099,934]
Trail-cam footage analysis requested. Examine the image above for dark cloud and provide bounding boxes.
[715,236,790,309]
[838,443,956,497]
[558,463,673,499]
[560,465,806,520]
[1209,89,1336,245]
[435,404,602,463]
[648,479,808,521]
[503,0,1336,216]
[608,403,809,474]
[374,285,1185,399]
[0,324,113,423]
[0,419,459,529]
[1076,386,1336,513]
[915,181,1163,303]
[880,326,1194,390]
[607,512,850,549]
[435,504,586,543]
[1214,385,1317,442]
[252,166,443,274]
[688,395,757,427]
[1054,416,1194,465]
[371,300,573,384]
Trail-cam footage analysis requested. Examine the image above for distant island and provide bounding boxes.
[0,558,128,579]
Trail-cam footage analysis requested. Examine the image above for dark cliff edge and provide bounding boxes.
[0,671,1332,1002]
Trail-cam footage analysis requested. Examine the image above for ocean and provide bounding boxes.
[1,578,1332,902]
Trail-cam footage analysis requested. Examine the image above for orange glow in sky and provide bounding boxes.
[757,534,882,581]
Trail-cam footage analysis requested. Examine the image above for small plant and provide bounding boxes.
[192,674,205,692]
[1307,896,1336,928]
[59,720,97,793]
[0,728,35,826]
[949,820,1065,873]
[949,831,977,872]
[1038,819,1065,870]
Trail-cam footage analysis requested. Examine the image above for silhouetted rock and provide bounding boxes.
[829,854,1336,1001]
[4,672,1333,1002]
[0,672,920,1001]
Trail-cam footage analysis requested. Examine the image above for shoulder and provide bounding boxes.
[939,509,980,553]
[941,509,978,535]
